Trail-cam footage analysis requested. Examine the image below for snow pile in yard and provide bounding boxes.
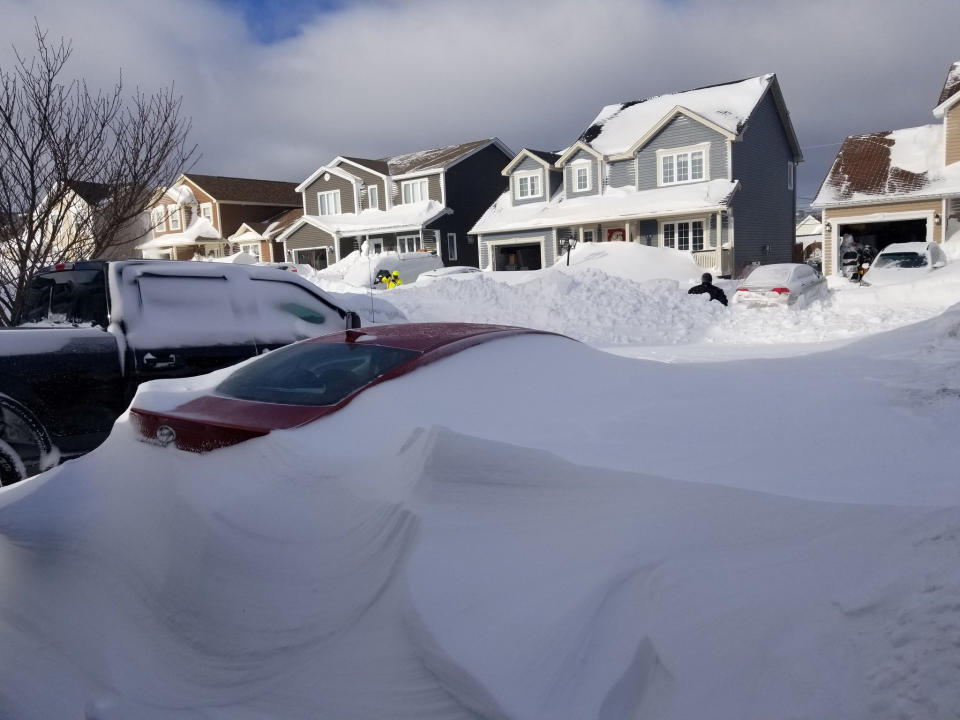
[1,314,960,718]
[318,246,443,289]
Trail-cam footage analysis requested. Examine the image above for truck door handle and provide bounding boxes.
[143,352,177,369]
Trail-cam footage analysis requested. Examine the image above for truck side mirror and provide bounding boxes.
[345,311,361,329]
[934,260,946,269]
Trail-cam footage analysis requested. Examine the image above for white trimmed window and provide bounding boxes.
[447,233,457,261]
[317,190,341,216]
[398,234,421,253]
[572,161,592,192]
[151,207,166,231]
[661,219,706,251]
[514,171,543,200]
[367,185,379,210]
[167,205,181,231]
[199,202,213,222]
[402,178,429,204]
[657,144,709,186]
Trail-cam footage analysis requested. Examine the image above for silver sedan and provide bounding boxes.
[732,263,828,308]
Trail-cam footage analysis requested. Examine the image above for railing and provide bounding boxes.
[692,248,732,276]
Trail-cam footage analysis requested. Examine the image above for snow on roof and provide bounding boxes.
[304,200,449,236]
[136,216,221,249]
[936,61,960,107]
[165,184,198,206]
[471,180,738,235]
[813,124,960,207]
[579,75,774,156]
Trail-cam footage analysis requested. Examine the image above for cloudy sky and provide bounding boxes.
[2,0,956,209]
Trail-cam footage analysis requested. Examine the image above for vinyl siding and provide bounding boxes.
[151,178,217,236]
[564,149,600,198]
[822,199,941,275]
[303,174,356,216]
[946,104,960,166]
[510,157,548,206]
[283,222,335,252]
[607,158,636,188]
[480,229,554,270]
[728,91,796,276]
[636,115,728,191]
[338,161,386,211]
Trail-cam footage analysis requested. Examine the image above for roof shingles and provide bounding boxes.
[184,174,300,206]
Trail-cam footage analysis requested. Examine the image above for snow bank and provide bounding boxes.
[318,247,443,288]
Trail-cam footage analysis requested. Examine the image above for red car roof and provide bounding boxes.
[308,322,531,353]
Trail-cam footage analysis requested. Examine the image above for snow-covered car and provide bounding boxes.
[130,323,558,452]
[861,241,947,286]
[415,266,481,285]
[732,263,828,307]
[257,261,313,275]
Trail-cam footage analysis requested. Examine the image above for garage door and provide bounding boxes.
[494,243,542,271]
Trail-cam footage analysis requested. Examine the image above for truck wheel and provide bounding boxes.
[0,439,26,487]
[0,395,55,486]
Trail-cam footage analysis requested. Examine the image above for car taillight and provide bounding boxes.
[736,287,749,292]
[54,262,73,271]
[771,287,790,295]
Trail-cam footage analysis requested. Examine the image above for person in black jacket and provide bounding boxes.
[687,272,728,306]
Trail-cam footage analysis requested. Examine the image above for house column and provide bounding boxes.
[624,221,630,242]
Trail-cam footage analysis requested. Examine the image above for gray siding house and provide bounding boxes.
[280,139,512,269]
[472,75,802,277]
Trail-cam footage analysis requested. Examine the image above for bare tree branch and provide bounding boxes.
[0,23,197,324]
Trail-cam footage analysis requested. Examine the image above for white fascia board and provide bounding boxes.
[228,222,261,241]
[555,141,604,167]
[607,107,737,162]
[502,149,555,176]
[332,156,389,178]
[391,168,445,181]
[933,91,960,118]
[295,163,357,192]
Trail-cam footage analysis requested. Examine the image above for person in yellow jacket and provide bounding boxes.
[386,270,403,289]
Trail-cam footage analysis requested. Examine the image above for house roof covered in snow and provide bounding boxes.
[812,124,960,207]
[281,200,450,241]
[471,179,739,235]
[574,74,801,160]
[936,61,960,107]
[230,208,304,242]
[183,174,300,206]
[335,139,511,179]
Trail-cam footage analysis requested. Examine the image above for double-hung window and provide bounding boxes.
[513,172,543,200]
[152,207,166,231]
[658,144,708,186]
[199,203,213,222]
[514,171,542,200]
[572,161,591,192]
[317,190,341,216]
[402,178,429,204]
[167,205,181,231]
[661,219,706,251]
[367,185,379,210]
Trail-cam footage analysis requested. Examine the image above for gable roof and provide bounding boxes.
[812,124,960,207]
[934,61,960,116]
[65,180,112,206]
[502,148,561,175]
[573,74,797,158]
[183,174,300,206]
[937,61,960,106]
[339,156,390,176]
[379,138,510,176]
[230,207,304,242]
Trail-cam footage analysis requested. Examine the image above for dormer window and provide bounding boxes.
[367,185,379,210]
[318,190,341,215]
[572,160,592,192]
[167,205,181,231]
[402,178,429,204]
[514,171,542,200]
[657,144,709,186]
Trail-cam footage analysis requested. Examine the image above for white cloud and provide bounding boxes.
[0,0,955,205]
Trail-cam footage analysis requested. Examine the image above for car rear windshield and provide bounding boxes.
[873,252,927,269]
[745,265,793,285]
[217,341,421,406]
[20,269,108,327]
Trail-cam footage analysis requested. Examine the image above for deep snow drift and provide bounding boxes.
[1,307,960,718]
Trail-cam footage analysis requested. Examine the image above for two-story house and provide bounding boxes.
[139,174,301,260]
[813,62,960,275]
[279,139,512,269]
[472,75,802,278]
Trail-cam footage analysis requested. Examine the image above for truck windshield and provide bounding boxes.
[20,269,108,327]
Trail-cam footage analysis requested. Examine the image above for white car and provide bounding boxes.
[415,266,482,285]
[733,263,828,308]
[861,241,947,286]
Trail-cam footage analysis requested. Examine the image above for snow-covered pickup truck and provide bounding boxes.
[0,260,360,486]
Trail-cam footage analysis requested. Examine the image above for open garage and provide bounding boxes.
[494,242,543,271]
[835,218,928,254]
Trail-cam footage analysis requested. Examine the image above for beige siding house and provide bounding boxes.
[140,174,300,260]
[813,61,960,275]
